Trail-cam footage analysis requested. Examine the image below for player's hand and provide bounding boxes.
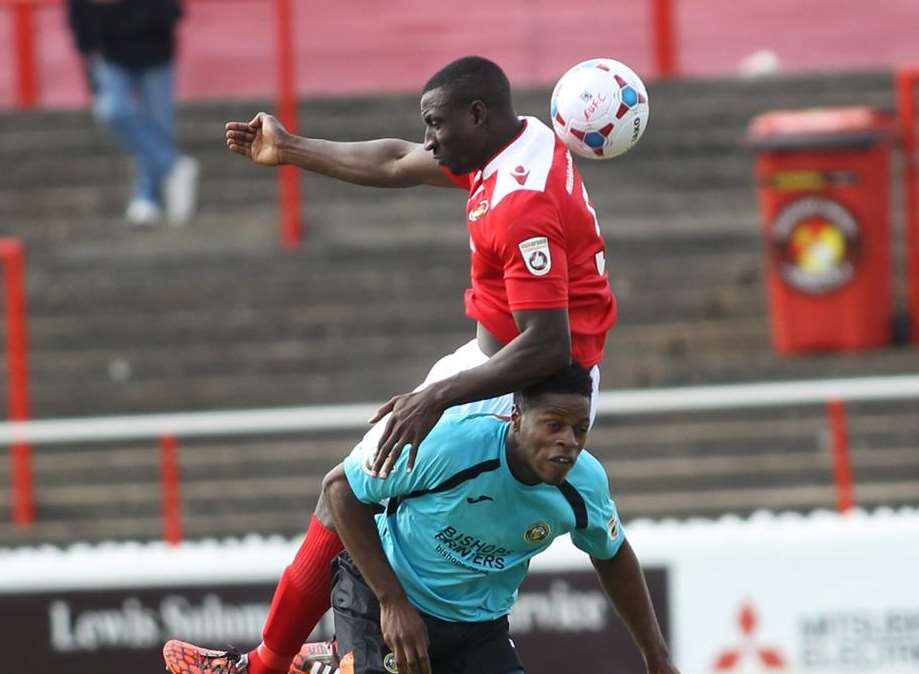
[379,596,432,674]
[225,112,285,166]
[369,387,445,478]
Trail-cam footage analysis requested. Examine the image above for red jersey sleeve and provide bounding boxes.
[495,193,569,310]
[439,166,473,190]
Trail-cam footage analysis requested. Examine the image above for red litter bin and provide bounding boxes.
[746,106,896,353]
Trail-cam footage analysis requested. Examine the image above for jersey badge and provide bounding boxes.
[518,237,552,276]
[468,199,489,222]
[524,521,552,544]
[595,250,606,275]
[608,513,620,540]
[510,164,530,185]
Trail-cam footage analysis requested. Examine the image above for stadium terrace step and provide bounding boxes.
[0,70,916,546]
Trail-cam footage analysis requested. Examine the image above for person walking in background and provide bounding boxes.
[67,0,200,226]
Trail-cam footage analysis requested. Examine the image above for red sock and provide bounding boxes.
[247,515,344,674]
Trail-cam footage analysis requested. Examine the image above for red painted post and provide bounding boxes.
[159,434,183,545]
[827,400,854,513]
[276,0,302,249]
[896,67,919,343]
[11,0,39,108]
[0,239,34,526]
[650,0,677,79]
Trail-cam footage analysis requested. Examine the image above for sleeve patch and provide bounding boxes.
[608,513,620,539]
[518,236,552,276]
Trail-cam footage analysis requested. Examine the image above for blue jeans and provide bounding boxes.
[91,57,178,203]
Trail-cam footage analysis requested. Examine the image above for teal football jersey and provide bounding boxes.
[343,413,625,622]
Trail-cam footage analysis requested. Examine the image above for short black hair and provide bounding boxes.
[422,56,512,111]
[515,362,593,409]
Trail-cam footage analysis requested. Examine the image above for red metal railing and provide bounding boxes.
[0,239,34,526]
[651,0,677,79]
[8,0,42,107]
[275,0,302,249]
[827,400,854,513]
[159,434,183,545]
[896,66,919,344]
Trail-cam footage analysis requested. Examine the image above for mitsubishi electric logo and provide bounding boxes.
[711,602,787,671]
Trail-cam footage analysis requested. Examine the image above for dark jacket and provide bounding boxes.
[68,0,182,69]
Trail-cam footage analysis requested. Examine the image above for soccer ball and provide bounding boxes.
[550,58,650,160]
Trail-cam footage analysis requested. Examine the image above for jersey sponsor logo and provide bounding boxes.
[466,495,494,504]
[518,236,552,276]
[510,164,530,185]
[524,521,552,544]
[434,526,509,570]
[595,250,606,275]
[607,513,620,540]
[383,652,399,673]
[468,199,490,222]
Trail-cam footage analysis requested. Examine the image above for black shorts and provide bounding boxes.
[331,553,524,674]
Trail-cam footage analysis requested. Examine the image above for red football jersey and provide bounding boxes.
[445,117,617,367]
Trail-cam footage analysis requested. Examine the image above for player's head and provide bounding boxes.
[508,362,593,486]
[420,56,518,174]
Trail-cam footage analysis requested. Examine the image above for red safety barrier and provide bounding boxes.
[827,400,854,513]
[896,67,919,343]
[650,0,677,79]
[275,0,302,249]
[0,239,34,527]
[10,0,38,107]
[159,434,183,545]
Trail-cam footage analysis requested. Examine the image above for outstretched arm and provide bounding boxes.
[225,112,457,188]
[591,541,680,674]
[323,466,432,674]
[370,307,571,476]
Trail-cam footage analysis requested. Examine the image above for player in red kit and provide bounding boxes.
[163,56,617,674]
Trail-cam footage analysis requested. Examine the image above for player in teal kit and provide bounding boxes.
[316,364,680,674]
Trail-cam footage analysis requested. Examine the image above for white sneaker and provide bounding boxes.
[125,199,162,227]
[163,155,200,226]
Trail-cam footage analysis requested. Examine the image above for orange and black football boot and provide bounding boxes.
[163,640,248,674]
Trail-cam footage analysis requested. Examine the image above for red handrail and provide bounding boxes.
[827,400,854,513]
[650,0,677,79]
[0,238,34,526]
[11,1,37,107]
[159,434,183,545]
[896,67,919,343]
[275,0,303,249]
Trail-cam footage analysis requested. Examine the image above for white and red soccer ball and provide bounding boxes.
[550,58,650,160]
